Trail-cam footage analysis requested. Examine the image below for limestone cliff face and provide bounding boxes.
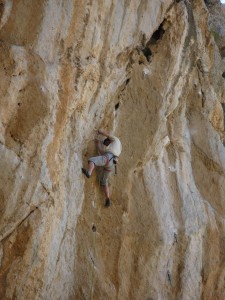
[1,0,225,299]
[206,0,225,58]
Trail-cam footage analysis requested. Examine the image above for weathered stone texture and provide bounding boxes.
[207,0,225,58]
[0,0,225,299]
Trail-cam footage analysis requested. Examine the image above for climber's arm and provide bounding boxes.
[95,138,105,155]
[98,129,115,141]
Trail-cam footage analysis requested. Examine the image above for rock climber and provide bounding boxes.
[82,129,122,207]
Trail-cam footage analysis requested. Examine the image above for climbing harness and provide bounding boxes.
[104,154,111,172]
[104,153,118,175]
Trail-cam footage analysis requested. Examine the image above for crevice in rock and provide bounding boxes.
[221,103,225,145]
[142,47,152,62]
[0,188,53,244]
[196,65,207,108]
[141,20,166,62]
[0,207,38,243]
[92,224,96,232]
[201,90,206,108]
[40,183,55,206]
[150,23,166,43]
[173,232,178,244]
[192,142,224,175]
[116,77,131,102]
[125,78,130,85]
[197,59,207,75]
[167,270,172,286]
[115,103,120,111]
[9,132,22,145]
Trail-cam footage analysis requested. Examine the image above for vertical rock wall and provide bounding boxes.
[206,0,225,58]
[0,0,225,299]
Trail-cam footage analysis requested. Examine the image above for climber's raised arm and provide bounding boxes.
[98,129,114,141]
[95,138,105,155]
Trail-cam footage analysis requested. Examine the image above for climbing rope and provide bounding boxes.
[89,224,97,300]
[89,179,98,300]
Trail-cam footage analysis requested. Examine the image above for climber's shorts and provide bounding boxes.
[88,154,107,167]
[88,153,114,186]
[100,166,113,186]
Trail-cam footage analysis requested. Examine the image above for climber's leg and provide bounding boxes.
[82,155,107,178]
[100,168,113,207]
[82,161,95,178]
[88,161,95,175]
[103,184,110,199]
[81,167,90,178]
[103,185,110,207]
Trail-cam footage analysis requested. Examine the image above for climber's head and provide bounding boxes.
[103,138,111,146]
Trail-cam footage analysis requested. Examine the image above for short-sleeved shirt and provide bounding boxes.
[106,135,122,157]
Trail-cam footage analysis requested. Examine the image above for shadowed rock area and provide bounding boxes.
[0,0,225,299]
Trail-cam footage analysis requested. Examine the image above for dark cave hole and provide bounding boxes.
[115,103,120,110]
[125,78,130,85]
[142,47,152,62]
[142,21,166,62]
[150,23,165,42]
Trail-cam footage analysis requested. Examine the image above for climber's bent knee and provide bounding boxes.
[88,155,107,167]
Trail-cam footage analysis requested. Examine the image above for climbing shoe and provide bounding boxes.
[105,198,110,207]
[81,168,90,178]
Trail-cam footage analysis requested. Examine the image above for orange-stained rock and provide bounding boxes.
[0,1,225,299]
